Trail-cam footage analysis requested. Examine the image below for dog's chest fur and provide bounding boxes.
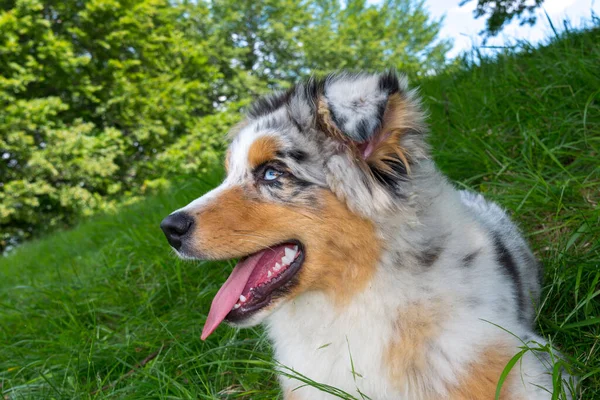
[267,278,397,399]
[266,266,487,399]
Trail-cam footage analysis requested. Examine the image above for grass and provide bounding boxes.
[1,26,599,399]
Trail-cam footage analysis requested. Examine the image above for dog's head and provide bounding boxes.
[160,71,428,339]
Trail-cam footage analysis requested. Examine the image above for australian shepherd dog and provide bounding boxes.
[160,71,572,399]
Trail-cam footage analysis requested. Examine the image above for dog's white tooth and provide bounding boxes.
[293,245,298,253]
[285,247,296,260]
[268,270,272,278]
[233,303,240,309]
[239,295,247,302]
[274,263,282,271]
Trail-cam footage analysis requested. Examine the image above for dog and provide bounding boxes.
[160,71,572,399]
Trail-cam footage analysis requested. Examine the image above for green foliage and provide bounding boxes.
[0,0,235,249]
[460,0,545,37]
[0,0,450,252]
[300,0,451,76]
[0,26,598,398]
[146,107,244,177]
[212,0,451,84]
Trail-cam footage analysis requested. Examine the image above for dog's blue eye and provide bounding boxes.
[263,167,282,181]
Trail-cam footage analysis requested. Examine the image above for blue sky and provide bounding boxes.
[418,0,599,57]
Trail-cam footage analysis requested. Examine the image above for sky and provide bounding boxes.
[421,0,599,58]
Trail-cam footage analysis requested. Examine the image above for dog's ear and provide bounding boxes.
[314,71,428,199]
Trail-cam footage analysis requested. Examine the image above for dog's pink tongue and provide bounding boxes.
[201,252,263,340]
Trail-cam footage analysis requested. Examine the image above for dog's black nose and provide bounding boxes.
[160,212,193,250]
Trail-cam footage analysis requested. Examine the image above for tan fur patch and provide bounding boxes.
[316,98,348,144]
[365,93,412,174]
[448,343,518,400]
[247,135,281,169]
[384,300,446,395]
[189,186,380,305]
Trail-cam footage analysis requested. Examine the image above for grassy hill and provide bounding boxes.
[1,27,599,399]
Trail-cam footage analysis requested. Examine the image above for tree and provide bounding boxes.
[300,0,451,77]
[209,0,451,83]
[210,0,313,87]
[460,0,545,37]
[0,0,239,250]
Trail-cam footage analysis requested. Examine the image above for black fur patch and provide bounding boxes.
[273,176,315,203]
[287,110,305,133]
[491,232,526,322]
[378,69,401,94]
[290,176,313,188]
[303,76,325,105]
[415,237,446,268]
[287,150,308,163]
[248,89,293,119]
[461,249,480,268]
[274,149,309,165]
[354,119,373,142]
[259,115,287,131]
[369,155,408,189]
[375,100,387,126]
[329,107,347,133]
[267,180,284,190]
[417,246,444,268]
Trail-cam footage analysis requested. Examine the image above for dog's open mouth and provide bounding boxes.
[201,241,304,340]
